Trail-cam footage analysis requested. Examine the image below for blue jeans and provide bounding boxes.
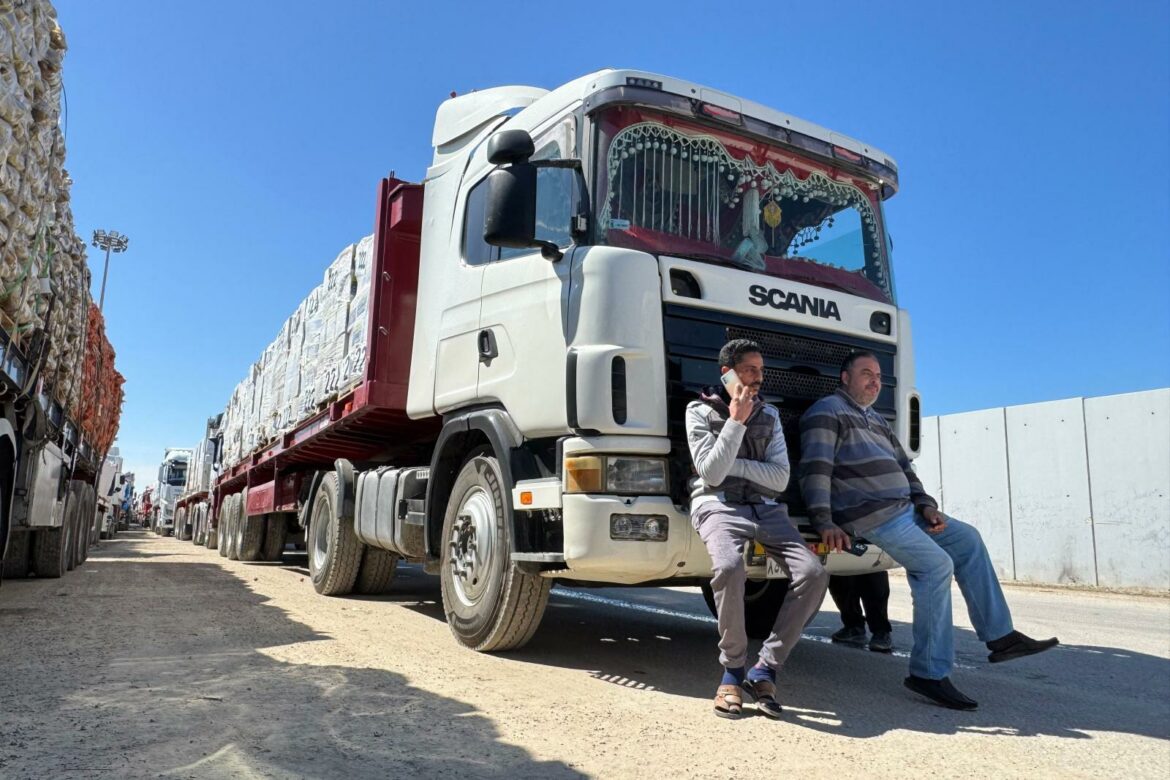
[863,505,1014,679]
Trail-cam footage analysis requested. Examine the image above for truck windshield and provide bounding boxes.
[166,464,187,487]
[594,107,895,304]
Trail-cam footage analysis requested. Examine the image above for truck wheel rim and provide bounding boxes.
[448,487,495,607]
[312,497,331,571]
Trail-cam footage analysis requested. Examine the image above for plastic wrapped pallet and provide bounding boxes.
[340,234,374,389]
[313,244,354,407]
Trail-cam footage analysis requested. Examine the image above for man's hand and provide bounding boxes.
[921,505,947,534]
[728,383,755,423]
[819,525,850,553]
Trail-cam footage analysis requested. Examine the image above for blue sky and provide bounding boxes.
[56,1,1169,484]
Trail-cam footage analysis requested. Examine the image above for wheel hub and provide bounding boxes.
[448,487,495,606]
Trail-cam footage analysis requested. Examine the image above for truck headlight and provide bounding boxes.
[564,456,669,495]
[606,457,668,494]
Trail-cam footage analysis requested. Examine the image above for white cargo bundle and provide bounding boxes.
[218,235,375,469]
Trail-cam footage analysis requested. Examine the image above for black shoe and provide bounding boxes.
[831,625,867,647]
[868,631,893,653]
[903,675,978,710]
[987,631,1059,664]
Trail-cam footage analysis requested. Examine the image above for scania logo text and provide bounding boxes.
[748,284,842,321]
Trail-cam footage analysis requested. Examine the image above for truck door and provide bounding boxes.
[432,179,489,413]
[477,128,579,435]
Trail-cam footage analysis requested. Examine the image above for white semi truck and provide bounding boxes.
[150,448,191,536]
[95,448,124,539]
[203,69,920,650]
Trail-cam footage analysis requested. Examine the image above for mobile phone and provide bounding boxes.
[720,369,743,394]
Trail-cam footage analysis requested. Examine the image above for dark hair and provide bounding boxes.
[840,350,879,375]
[719,339,762,369]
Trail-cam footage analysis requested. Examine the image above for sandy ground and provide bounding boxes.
[1,530,1167,779]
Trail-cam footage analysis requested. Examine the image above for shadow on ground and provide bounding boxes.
[510,584,1170,742]
[0,534,583,779]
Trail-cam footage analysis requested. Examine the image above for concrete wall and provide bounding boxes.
[915,389,1169,590]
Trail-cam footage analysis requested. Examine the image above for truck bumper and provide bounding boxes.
[553,495,897,584]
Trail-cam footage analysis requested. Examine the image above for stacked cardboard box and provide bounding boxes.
[219,234,375,468]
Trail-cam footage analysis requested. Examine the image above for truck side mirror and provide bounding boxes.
[483,129,564,261]
[484,162,539,248]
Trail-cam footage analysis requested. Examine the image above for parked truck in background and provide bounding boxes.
[95,448,123,539]
[196,69,920,649]
[150,449,191,536]
[174,417,220,545]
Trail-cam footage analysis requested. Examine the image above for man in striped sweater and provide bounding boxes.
[799,352,1058,710]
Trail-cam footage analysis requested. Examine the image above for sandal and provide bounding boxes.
[713,684,743,719]
[743,678,783,719]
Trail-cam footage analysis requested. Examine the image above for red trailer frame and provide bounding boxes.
[213,177,439,519]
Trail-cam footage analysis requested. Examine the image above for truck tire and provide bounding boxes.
[33,522,72,579]
[308,472,362,596]
[175,507,189,541]
[355,547,398,594]
[205,505,219,550]
[262,514,287,562]
[226,493,242,561]
[700,579,790,641]
[216,497,231,557]
[2,531,30,579]
[439,453,551,652]
[236,505,264,562]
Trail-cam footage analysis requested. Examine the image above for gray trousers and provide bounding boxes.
[694,501,829,670]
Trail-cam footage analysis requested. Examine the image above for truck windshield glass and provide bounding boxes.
[595,108,894,303]
[166,464,187,487]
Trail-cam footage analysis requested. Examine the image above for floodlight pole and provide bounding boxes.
[91,229,130,312]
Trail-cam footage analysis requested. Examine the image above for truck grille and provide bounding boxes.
[727,326,858,370]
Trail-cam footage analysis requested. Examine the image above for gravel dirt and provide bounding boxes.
[1,530,1167,779]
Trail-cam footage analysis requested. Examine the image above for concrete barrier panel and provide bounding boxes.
[1084,389,1170,590]
[915,415,942,505]
[1006,399,1096,585]
[939,409,1014,580]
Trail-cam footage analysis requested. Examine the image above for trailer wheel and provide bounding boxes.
[175,506,189,541]
[226,492,243,561]
[205,504,219,550]
[216,497,232,557]
[355,547,398,594]
[33,522,72,579]
[308,472,362,596]
[700,579,790,641]
[440,453,551,652]
[262,514,287,562]
[2,531,30,579]
[236,498,264,562]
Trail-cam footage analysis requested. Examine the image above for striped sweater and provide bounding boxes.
[798,388,937,535]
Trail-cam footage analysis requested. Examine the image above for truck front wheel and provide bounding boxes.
[439,453,551,652]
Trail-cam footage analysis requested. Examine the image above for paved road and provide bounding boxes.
[1,531,1167,779]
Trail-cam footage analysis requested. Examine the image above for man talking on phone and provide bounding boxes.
[799,351,1058,710]
[686,338,828,720]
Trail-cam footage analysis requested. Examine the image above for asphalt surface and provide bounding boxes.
[0,530,1167,779]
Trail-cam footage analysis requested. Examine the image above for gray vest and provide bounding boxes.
[703,397,781,504]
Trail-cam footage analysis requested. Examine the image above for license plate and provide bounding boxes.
[765,555,787,579]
